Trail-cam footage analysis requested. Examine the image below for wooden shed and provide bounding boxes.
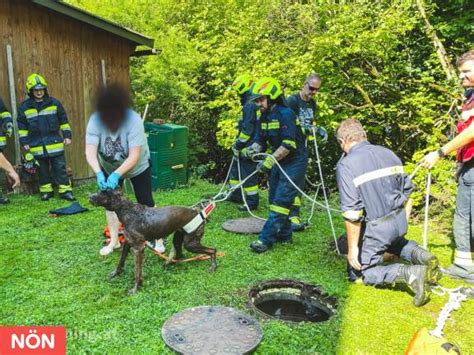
[0,0,154,180]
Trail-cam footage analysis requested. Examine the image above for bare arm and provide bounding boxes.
[85,144,102,174]
[421,124,474,168]
[345,220,362,271]
[115,146,141,177]
[0,153,20,188]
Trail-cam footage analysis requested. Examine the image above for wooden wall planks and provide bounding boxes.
[0,0,135,179]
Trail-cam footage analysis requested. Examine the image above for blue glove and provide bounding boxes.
[316,126,328,143]
[96,171,107,191]
[106,171,121,190]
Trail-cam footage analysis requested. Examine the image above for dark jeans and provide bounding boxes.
[452,163,474,275]
[38,154,71,193]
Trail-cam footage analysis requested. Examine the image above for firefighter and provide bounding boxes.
[336,118,440,307]
[0,96,14,204]
[0,96,13,152]
[247,77,308,253]
[287,73,328,231]
[227,74,260,211]
[420,49,474,284]
[17,74,74,201]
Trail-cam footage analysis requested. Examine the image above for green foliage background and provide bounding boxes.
[69,0,473,214]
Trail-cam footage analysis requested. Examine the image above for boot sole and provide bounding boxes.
[414,266,432,307]
[426,258,442,285]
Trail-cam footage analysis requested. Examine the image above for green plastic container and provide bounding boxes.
[145,123,189,190]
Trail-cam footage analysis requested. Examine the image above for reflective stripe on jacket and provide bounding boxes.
[17,96,71,157]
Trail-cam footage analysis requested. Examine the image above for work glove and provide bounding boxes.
[231,144,240,157]
[96,171,108,191]
[106,171,121,190]
[5,122,13,137]
[257,156,275,174]
[316,126,328,143]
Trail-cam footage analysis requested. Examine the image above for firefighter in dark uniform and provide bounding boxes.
[287,73,328,231]
[336,118,440,307]
[248,77,308,253]
[0,97,14,204]
[18,74,75,201]
[228,74,260,211]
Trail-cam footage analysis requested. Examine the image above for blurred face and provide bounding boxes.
[255,96,269,112]
[302,78,321,98]
[100,109,125,133]
[32,88,45,101]
[459,60,474,88]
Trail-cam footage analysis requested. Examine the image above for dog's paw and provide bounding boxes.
[109,269,122,279]
[207,264,217,273]
[128,285,139,295]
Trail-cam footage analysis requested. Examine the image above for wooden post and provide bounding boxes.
[101,59,107,86]
[6,44,21,166]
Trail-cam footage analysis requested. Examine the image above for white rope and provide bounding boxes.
[422,171,432,250]
[236,156,266,221]
[430,288,468,339]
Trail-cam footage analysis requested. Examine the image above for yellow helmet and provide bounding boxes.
[231,74,253,94]
[251,77,282,100]
[26,73,47,93]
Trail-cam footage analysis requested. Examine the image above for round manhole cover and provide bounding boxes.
[248,280,337,323]
[162,306,263,354]
[222,217,266,234]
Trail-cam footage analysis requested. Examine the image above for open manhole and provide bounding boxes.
[248,280,337,323]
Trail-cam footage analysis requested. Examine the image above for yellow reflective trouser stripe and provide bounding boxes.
[1,112,11,119]
[270,204,290,215]
[58,182,72,194]
[19,130,29,137]
[60,123,71,130]
[293,196,301,206]
[40,183,53,193]
[230,179,239,186]
[263,122,280,130]
[353,166,404,187]
[244,185,258,195]
[283,139,296,148]
[0,136,6,142]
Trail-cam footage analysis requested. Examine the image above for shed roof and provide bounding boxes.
[32,0,154,48]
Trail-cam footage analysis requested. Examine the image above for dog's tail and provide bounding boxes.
[172,231,185,259]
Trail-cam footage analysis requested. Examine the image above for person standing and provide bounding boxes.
[228,74,260,211]
[336,118,439,307]
[85,84,164,256]
[421,49,474,284]
[0,97,14,204]
[286,73,328,231]
[248,77,308,253]
[17,74,74,201]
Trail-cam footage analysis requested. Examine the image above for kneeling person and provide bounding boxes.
[336,119,440,307]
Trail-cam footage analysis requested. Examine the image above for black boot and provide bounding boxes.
[40,192,54,201]
[395,265,431,307]
[60,191,76,201]
[411,246,441,284]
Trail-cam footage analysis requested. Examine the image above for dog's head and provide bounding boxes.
[89,189,125,211]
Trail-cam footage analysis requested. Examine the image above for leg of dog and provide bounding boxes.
[129,243,145,295]
[164,232,184,268]
[109,242,130,278]
[183,227,217,272]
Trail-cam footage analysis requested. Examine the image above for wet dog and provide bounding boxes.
[89,190,217,294]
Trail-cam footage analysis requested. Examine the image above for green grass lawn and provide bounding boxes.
[1,180,473,354]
